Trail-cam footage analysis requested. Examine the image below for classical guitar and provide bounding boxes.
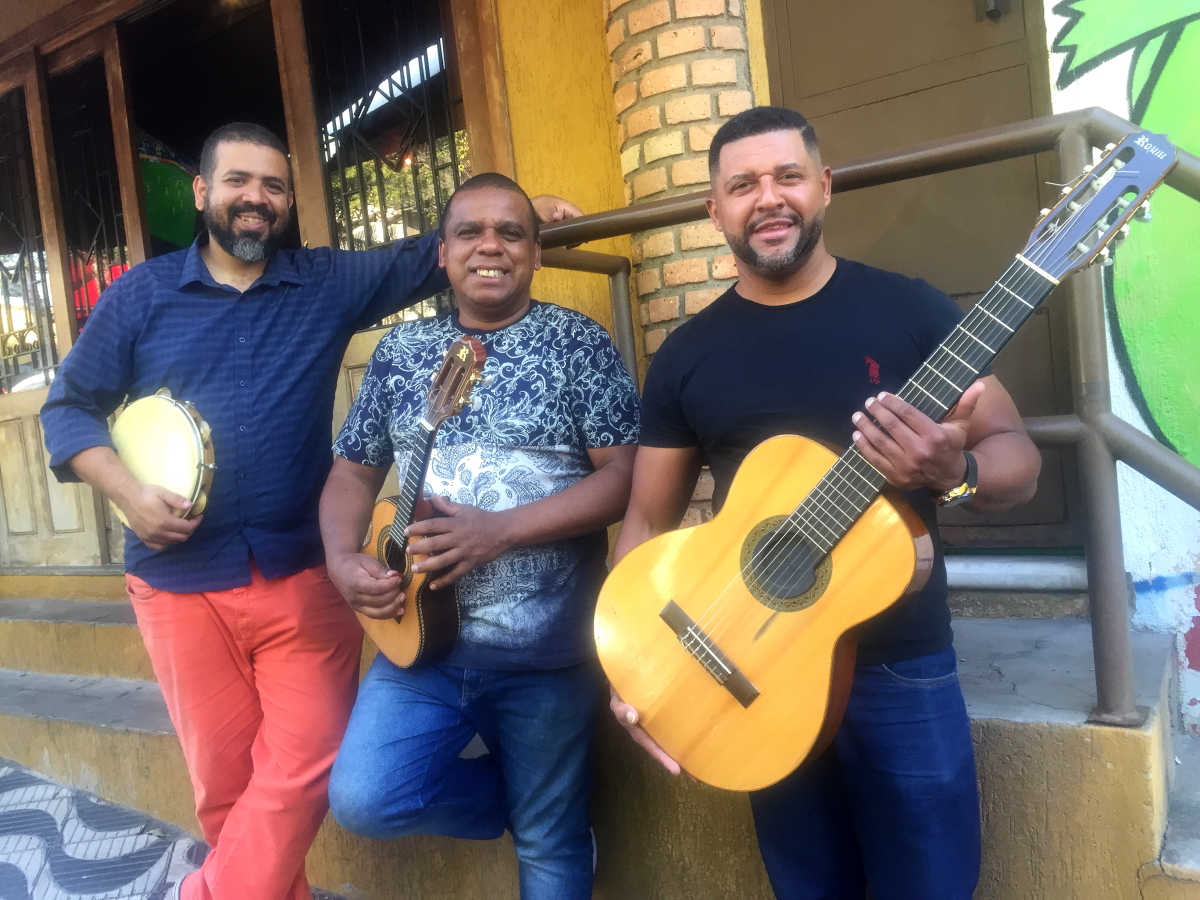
[596,131,1179,791]
[358,336,486,668]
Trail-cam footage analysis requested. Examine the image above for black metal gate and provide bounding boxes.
[0,87,58,393]
[48,57,130,332]
[305,0,470,324]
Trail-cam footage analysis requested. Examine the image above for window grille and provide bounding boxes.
[305,0,470,327]
[48,57,130,330]
[0,87,58,394]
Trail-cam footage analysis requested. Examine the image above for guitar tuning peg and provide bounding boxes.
[470,396,482,412]
[481,375,495,388]
[1039,207,1051,219]
[1060,185,1072,195]
[1104,143,1117,152]
[1116,223,1131,241]
[1082,164,1095,174]
[1134,200,1152,222]
[1096,247,1113,267]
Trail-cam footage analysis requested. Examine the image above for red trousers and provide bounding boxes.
[126,564,362,900]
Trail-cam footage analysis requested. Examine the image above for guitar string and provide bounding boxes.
[687,173,1123,650]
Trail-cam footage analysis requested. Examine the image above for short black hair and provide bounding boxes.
[708,106,820,179]
[439,172,539,242]
[199,122,291,186]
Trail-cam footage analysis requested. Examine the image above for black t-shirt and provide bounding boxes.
[640,258,979,665]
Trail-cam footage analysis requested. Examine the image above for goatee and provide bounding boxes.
[727,209,824,279]
[205,200,285,263]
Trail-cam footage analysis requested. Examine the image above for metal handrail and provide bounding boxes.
[541,107,1200,727]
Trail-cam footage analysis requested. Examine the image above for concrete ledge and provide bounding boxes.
[0,572,128,601]
[0,599,153,680]
[0,670,173,733]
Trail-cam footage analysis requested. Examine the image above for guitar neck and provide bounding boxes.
[783,257,1058,555]
[388,420,438,545]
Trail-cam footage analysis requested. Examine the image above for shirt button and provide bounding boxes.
[240,425,247,432]
[239,337,246,343]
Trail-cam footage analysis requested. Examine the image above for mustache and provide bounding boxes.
[226,201,277,225]
[744,210,803,238]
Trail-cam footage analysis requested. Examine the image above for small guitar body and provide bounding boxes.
[351,336,486,669]
[597,435,933,791]
[596,131,1178,791]
[358,496,460,668]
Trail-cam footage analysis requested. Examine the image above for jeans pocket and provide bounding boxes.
[878,649,959,687]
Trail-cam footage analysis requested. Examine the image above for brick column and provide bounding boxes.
[606,0,756,525]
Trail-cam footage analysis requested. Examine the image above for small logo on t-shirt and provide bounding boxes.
[864,356,881,384]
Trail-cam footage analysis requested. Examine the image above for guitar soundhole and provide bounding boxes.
[740,516,833,613]
[380,536,409,580]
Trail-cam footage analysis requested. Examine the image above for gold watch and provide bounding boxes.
[932,451,978,508]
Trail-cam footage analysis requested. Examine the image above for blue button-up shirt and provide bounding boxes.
[41,232,448,593]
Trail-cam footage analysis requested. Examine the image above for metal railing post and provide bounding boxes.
[1057,125,1143,726]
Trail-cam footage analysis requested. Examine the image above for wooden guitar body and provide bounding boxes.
[358,496,460,668]
[596,434,933,791]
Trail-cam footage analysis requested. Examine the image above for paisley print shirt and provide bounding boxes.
[333,301,640,670]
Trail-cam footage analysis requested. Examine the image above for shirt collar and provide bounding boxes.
[177,232,305,291]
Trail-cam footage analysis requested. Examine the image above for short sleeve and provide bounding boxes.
[638,335,699,448]
[915,279,993,378]
[566,318,641,449]
[333,339,397,467]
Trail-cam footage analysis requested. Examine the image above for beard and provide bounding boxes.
[204,199,287,263]
[726,208,824,278]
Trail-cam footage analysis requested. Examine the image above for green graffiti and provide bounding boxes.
[1053,2,1200,464]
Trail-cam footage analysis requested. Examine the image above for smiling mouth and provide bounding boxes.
[472,268,507,279]
[753,219,796,235]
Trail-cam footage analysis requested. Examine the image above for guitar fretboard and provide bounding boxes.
[781,257,1057,556]
[386,420,437,545]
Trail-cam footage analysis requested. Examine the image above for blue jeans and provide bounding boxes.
[328,655,600,900]
[749,647,980,900]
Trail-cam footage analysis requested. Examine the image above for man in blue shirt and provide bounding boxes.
[319,173,639,900]
[40,123,579,900]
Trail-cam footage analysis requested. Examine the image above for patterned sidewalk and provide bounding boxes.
[0,759,345,900]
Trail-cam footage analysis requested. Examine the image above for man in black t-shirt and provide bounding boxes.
[608,107,1041,900]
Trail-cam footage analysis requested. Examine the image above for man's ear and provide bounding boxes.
[193,175,207,213]
[437,237,447,268]
[705,194,724,235]
[288,190,295,210]
[821,166,833,207]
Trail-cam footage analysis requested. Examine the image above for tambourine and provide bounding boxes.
[109,388,215,526]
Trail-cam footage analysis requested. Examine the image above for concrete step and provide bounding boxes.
[0,598,153,681]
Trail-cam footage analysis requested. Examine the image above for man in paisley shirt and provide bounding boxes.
[319,173,640,900]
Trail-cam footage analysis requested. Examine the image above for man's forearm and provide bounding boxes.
[319,460,387,558]
[70,446,145,512]
[497,454,633,549]
[968,431,1041,512]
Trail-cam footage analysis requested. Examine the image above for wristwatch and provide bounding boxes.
[932,450,978,508]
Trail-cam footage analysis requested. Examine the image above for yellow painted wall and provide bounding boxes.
[494,0,631,336]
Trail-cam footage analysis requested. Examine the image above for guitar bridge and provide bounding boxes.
[660,601,759,708]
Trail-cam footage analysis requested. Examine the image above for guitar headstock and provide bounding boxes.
[424,337,487,426]
[1023,130,1178,282]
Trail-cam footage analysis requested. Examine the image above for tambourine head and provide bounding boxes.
[110,392,210,525]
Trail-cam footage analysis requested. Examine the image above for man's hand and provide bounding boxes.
[530,195,584,223]
[326,551,406,619]
[851,381,985,492]
[405,495,514,589]
[609,686,682,776]
[119,484,202,550]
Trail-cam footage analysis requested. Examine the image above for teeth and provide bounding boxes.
[475,269,504,278]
